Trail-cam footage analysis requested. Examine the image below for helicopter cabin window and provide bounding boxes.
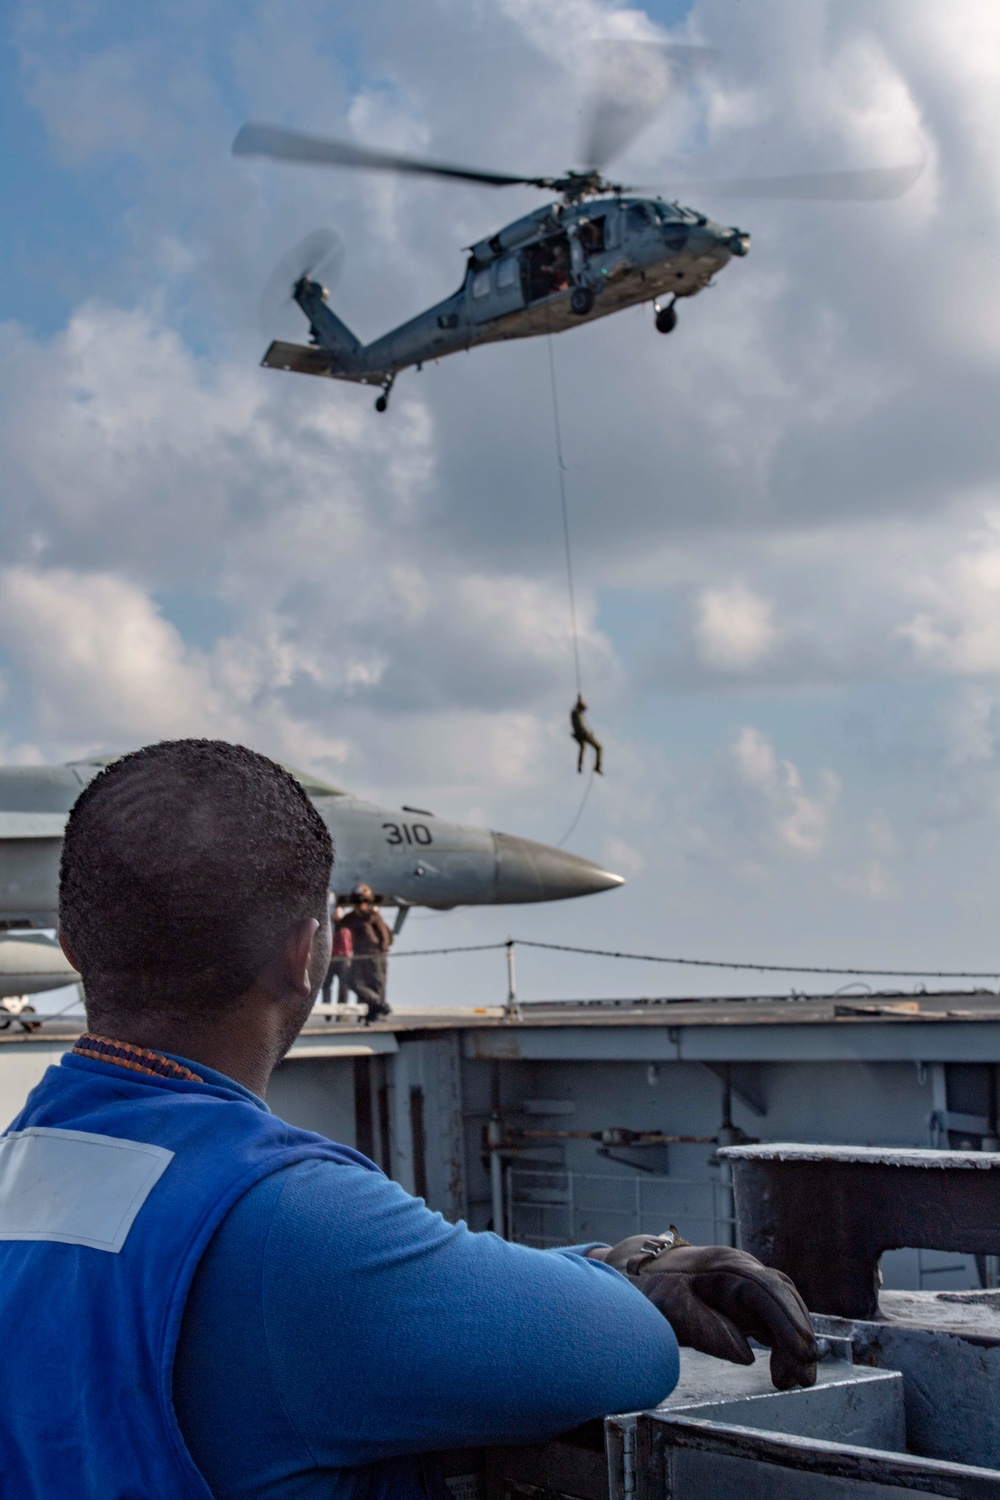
[626,202,653,235]
[496,255,518,290]
[523,233,572,302]
[604,210,620,250]
[471,268,492,299]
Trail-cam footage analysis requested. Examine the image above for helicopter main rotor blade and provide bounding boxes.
[660,160,924,202]
[234,123,549,190]
[580,41,718,173]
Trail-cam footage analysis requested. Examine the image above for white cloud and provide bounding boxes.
[899,514,1000,674]
[0,567,226,744]
[0,564,361,773]
[731,726,840,856]
[694,582,779,671]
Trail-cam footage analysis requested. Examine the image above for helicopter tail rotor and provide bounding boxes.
[258,228,345,342]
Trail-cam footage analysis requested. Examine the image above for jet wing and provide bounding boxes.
[0,762,623,927]
[261,342,378,385]
[0,813,67,839]
[0,935,78,1000]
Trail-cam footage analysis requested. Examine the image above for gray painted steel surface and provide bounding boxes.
[814,1300,1000,1471]
[662,1349,904,1452]
[622,1415,1000,1500]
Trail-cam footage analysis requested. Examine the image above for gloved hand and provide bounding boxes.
[598,1227,817,1390]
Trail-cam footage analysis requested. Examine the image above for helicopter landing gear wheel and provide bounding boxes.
[374,373,395,412]
[570,286,595,316]
[655,301,677,334]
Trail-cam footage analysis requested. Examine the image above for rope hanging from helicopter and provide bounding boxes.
[544,321,600,846]
[545,330,582,699]
[555,765,595,847]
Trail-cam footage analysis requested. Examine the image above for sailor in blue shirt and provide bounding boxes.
[0,741,816,1500]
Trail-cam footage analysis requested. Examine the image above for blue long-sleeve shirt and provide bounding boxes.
[171,1060,679,1498]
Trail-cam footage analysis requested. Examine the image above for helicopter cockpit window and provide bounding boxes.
[471,268,492,299]
[629,202,659,234]
[496,256,518,290]
[626,202,653,234]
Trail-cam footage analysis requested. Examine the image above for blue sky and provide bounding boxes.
[5,0,1000,1005]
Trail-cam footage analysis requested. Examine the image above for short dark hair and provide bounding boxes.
[60,740,333,1020]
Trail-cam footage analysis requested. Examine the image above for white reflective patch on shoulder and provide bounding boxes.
[0,1127,174,1253]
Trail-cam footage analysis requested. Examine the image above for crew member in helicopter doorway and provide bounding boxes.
[321,904,352,1008]
[571,695,603,775]
[339,884,393,1021]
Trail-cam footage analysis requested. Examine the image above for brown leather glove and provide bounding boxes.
[599,1227,817,1391]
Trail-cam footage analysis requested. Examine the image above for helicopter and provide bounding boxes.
[234,50,922,410]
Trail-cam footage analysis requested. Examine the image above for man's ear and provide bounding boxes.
[57,928,81,973]
[286,918,323,999]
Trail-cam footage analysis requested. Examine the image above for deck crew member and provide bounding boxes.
[322,902,352,1007]
[339,882,393,1021]
[0,740,816,1500]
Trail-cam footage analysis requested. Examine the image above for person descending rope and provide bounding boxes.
[570,694,603,775]
[544,332,602,787]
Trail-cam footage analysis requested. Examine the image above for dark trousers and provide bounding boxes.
[322,957,351,1007]
[575,731,603,774]
[349,955,389,1021]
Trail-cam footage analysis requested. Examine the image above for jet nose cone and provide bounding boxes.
[493,832,625,903]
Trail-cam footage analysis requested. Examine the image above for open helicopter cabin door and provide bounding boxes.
[522,232,572,304]
[468,256,524,324]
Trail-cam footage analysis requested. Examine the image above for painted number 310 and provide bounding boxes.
[383,822,433,847]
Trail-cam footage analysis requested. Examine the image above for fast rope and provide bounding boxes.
[545,331,582,698]
[389,937,1000,980]
[555,766,595,847]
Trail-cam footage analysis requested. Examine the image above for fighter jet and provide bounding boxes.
[0,759,623,992]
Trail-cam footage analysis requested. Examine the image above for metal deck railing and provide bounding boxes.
[505,1165,735,1248]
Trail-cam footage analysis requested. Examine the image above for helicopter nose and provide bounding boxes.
[726,228,750,257]
[492,832,625,903]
